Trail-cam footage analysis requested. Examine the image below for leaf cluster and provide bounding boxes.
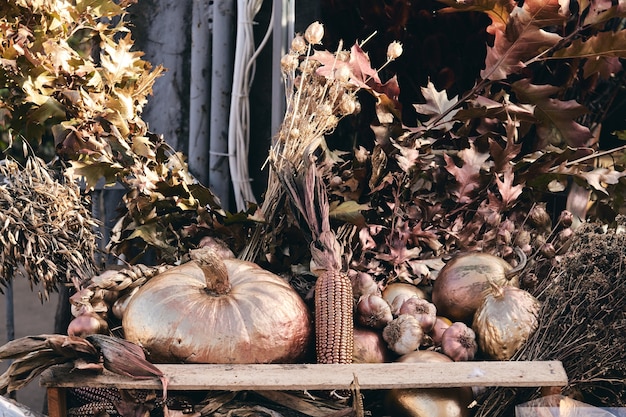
[310,0,626,285]
[0,0,230,265]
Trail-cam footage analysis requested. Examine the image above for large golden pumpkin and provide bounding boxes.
[122,252,312,364]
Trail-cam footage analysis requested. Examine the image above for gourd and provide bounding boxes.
[385,350,474,417]
[122,250,312,364]
[472,284,540,360]
[432,251,521,323]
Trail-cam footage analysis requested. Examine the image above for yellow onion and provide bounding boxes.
[472,284,540,360]
[432,252,520,323]
[382,283,427,316]
[122,251,312,364]
[67,312,109,338]
[386,350,474,417]
[353,327,392,363]
[429,316,452,346]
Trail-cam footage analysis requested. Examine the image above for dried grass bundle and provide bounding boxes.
[476,219,626,416]
[239,22,397,262]
[0,156,100,300]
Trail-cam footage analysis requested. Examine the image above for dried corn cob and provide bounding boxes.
[315,269,354,364]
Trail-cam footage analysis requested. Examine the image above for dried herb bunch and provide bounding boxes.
[476,219,626,416]
[240,21,402,264]
[0,156,99,299]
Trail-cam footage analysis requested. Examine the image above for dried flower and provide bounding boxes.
[291,35,307,54]
[386,41,403,61]
[339,95,357,115]
[281,54,299,73]
[334,65,351,83]
[304,21,324,45]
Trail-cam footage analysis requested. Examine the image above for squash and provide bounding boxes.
[122,250,312,364]
[432,252,519,323]
[385,350,474,417]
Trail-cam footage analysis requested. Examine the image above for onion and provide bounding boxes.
[111,286,139,320]
[356,294,393,329]
[382,314,423,355]
[353,327,392,363]
[472,284,540,360]
[432,251,521,323]
[382,283,427,315]
[386,350,474,417]
[429,316,452,346]
[67,313,109,338]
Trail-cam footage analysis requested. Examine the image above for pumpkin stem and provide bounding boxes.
[190,247,231,295]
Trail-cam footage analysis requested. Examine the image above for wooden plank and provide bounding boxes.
[46,387,67,417]
[40,361,567,391]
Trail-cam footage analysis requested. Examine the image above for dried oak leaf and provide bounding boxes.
[481,6,563,80]
[495,169,524,208]
[444,145,490,204]
[511,79,593,148]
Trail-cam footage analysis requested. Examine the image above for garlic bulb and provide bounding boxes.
[356,294,393,329]
[441,322,477,362]
[382,314,423,355]
[398,296,437,332]
[472,285,540,360]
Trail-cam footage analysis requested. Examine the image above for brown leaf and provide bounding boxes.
[444,145,490,203]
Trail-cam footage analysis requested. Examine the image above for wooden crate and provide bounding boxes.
[40,361,567,416]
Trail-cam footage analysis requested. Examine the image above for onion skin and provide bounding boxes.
[386,350,474,417]
[123,257,312,364]
[432,252,519,323]
[353,327,392,363]
[472,285,540,360]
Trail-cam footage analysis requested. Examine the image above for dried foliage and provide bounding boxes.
[0,156,99,298]
[0,0,227,265]
[476,219,626,416]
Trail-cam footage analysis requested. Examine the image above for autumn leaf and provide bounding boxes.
[512,79,593,147]
[444,145,490,203]
[495,169,524,207]
[413,81,459,129]
[552,30,626,71]
[68,160,124,190]
[482,7,562,80]
[578,167,626,194]
[437,0,516,34]
[580,0,626,26]
[329,200,369,227]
